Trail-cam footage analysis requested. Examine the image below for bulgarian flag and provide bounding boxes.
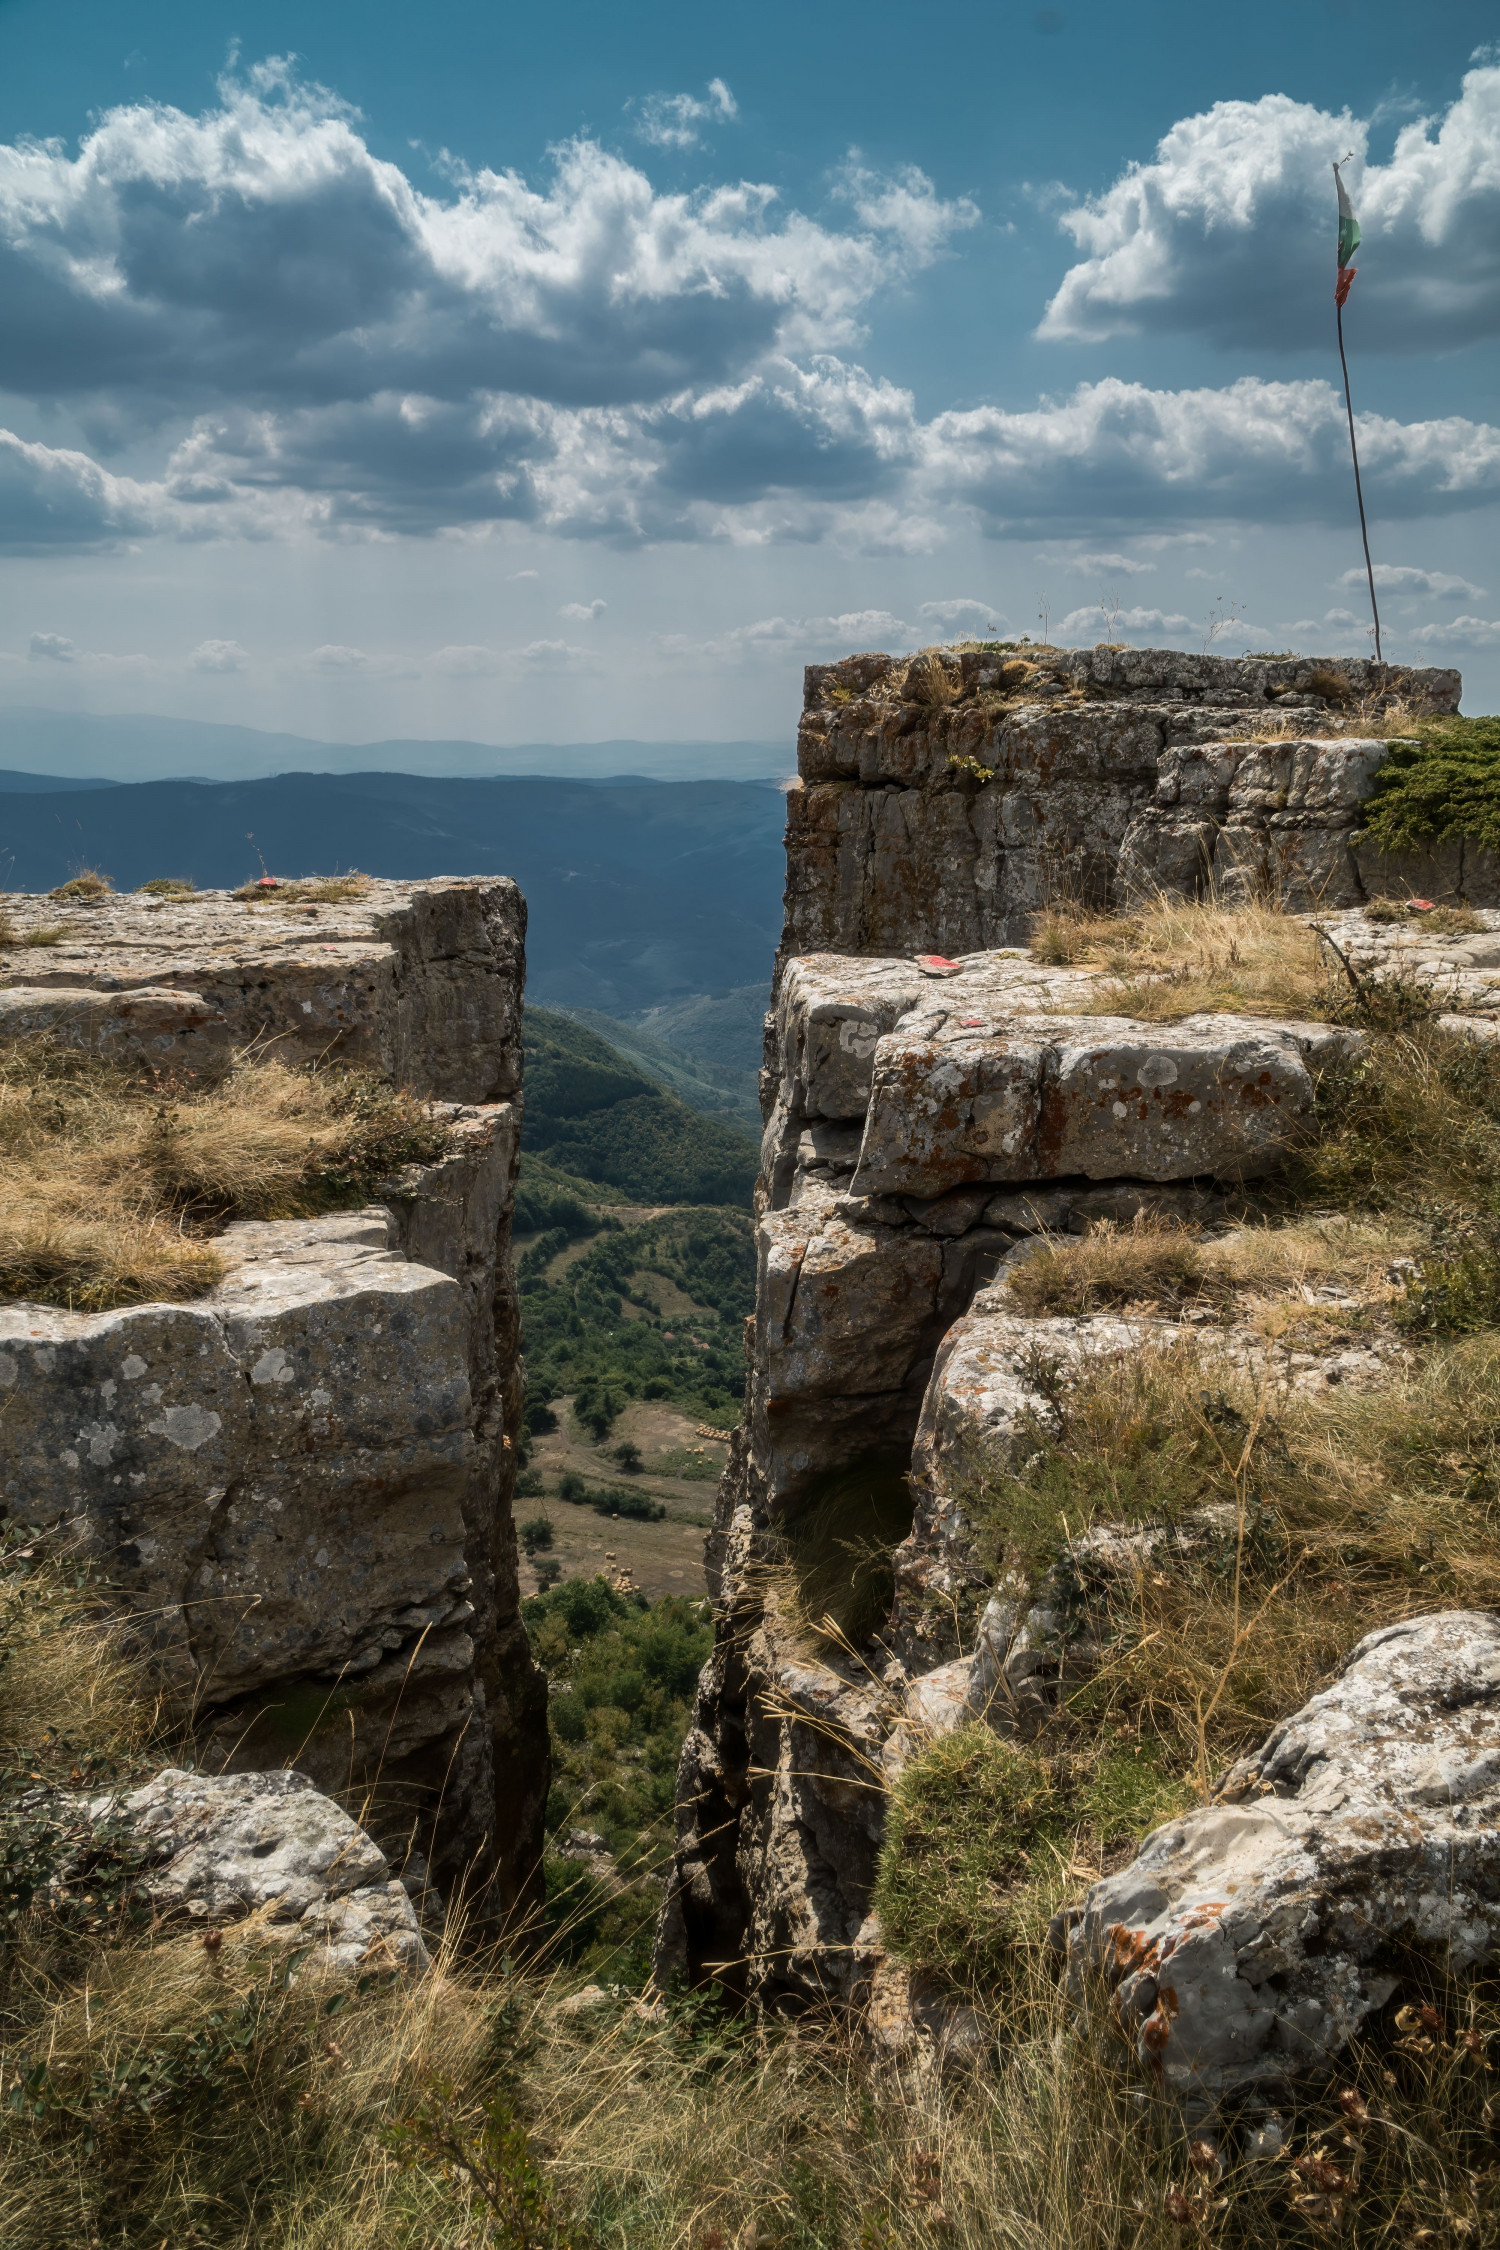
[1335,161,1360,307]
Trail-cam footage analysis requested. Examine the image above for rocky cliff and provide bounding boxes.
[783,646,1465,963]
[657,648,1500,2043]
[0,878,546,1907]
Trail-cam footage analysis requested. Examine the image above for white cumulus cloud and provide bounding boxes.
[1410,614,1500,648]
[1342,563,1487,599]
[1,429,158,551]
[185,638,249,672]
[559,599,607,621]
[1039,65,1500,350]
[0,63,970,432]
[917,597,1009,630]
[28,631,75,661]
[1057,603,1193,638]
[919,376,1500,534]
[634,78,737,150]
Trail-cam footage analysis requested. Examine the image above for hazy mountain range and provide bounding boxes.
[0,706,790,786]
[0,767,787,1029]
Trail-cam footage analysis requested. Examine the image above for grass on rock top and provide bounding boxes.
[0,1044,451,1310]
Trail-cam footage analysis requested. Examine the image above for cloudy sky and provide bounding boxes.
[1,0,1498,752]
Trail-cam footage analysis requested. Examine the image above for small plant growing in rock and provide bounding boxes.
[138,878,197,899]
[47,870,112,904]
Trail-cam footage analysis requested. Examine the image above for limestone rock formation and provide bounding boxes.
[44,1767,430,1974]
[658,646,1486,2026]
[1060,1613,1500,2098]
[0,876,546,1905]
[661,941,1365,2004]
[784,647,1463,962]
[0,877,525,1100]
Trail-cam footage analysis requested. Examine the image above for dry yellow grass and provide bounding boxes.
[1007,1211,1416,1321]
[0,1043,450,1310]
[232,873,371,905]
[1029,894,1334,1020]
[957,1318,1500,1778]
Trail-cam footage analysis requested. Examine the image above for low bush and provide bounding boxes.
[875,1727,1188,1998]
[587,1485,665,1523]
[1358,714,1500,858]
[47,870,112,904]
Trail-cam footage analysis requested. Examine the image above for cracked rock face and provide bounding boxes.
[658,648,1491,2037]
[0,876,547,1907]
[68,1767,430,1975]
[0,876,525,1102]
[783,648,1464,960]
[1060,1613,1500,2098]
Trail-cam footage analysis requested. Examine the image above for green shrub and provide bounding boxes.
[520,1516,555,1556]
[573,1379,621,1440]
[588,1485,665,1523]
[1358,715,1500,857]
[874,1728,1066,1992]
[874,1728,1187,1999]
[558,1472,587,1503]
[551,1693,588,1744]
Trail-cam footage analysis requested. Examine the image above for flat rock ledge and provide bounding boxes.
[44,1767,429,1975]
[1059,1612,1500,2101]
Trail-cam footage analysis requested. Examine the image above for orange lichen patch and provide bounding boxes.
[1106,1923,1161,1982]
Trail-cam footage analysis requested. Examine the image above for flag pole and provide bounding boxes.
[1333,159,1382,664]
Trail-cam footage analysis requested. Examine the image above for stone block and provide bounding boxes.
[852,1012,1336,1196]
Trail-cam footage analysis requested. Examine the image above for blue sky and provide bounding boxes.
[1,0,1497,750]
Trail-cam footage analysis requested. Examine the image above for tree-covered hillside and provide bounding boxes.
[522,1008,758,1205]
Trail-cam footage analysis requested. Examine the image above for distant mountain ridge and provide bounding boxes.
[0,705,790,785]
[0,768,786,1019]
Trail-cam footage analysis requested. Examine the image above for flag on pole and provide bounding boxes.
[1335,163,1360,307]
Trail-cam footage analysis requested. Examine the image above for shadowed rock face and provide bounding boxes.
[0,876,546,1909]
[1060,1613,1500,2100]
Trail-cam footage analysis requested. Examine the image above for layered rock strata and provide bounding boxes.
[658,939,1357,2004]
[660,647,1492,2038]
[0,877,546,1906]
[0,877,524,1100]
[784,647,1465,964]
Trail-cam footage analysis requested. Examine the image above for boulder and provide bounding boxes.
[1059,1612,1500,2100]
[50,1767,429,1974]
